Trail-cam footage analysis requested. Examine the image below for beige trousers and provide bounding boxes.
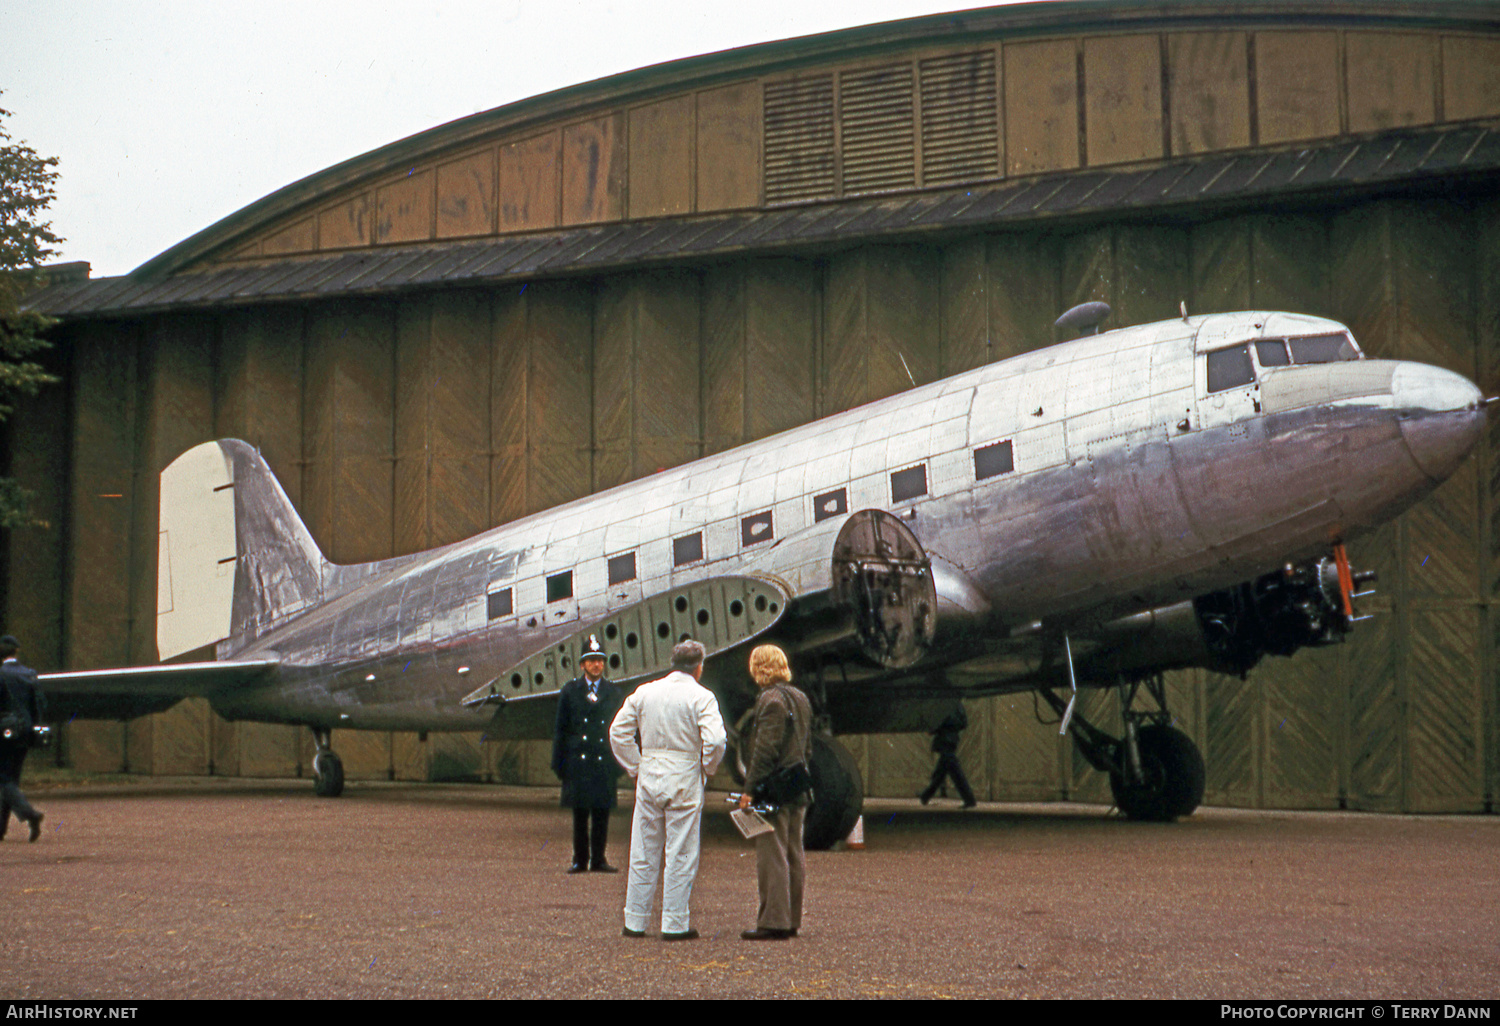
[754,804,806,931]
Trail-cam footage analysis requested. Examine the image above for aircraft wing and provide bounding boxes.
[38,659,279,721]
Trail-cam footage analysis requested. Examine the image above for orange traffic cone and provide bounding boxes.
[845,815,865,851]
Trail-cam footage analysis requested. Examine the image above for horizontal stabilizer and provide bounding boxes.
[38,659,279,721]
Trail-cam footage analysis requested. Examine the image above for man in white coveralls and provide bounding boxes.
[609,639,727,941]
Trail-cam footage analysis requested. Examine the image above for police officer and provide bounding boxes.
[552,634,624,873]
[0,635,45,842]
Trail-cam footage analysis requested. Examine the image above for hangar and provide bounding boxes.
[15,0,1500,812]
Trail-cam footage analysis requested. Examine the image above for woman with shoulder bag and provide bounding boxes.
[737,644,813,940]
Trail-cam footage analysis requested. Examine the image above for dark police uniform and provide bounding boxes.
[920,705,976,808]
[0,653,45,841]
[552,642,625,872]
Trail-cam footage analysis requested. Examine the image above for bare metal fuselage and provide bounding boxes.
[175,310,1483,736]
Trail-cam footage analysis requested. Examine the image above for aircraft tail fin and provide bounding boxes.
[157,439,327,660]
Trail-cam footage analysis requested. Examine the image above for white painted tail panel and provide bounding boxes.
[157,441,237,660]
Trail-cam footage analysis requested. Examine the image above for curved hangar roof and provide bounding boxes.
[35,0,1500,319]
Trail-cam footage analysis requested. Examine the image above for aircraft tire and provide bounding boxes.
[804,734,863,850]
[313,750,345,798]
[1109,725,1204,822]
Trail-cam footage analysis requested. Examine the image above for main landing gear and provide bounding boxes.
[730,708,864,851]
[311,727,345,797]
[804,734,864,851]
[1041,674,1205,822]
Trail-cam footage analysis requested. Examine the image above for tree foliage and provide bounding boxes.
[0,96,62,529]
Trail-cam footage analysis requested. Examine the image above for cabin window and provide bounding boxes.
[1288,333,1358,365]
[673,532,704,566]
[974,440,1014,480]
[891,464,928,503]
[608,552,636,585]
[741,511,774,547]
[546,571,573,602]
[813,488,847,522]
[1255,340,1290,367]
[1206,345,1255,393]
[487,587,513,620]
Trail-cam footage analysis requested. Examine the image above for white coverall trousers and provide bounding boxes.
[624,749,706,934]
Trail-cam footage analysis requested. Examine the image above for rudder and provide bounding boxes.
[157,440,326,660]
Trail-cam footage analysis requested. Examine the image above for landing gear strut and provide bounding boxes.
[311,727,345,798]
[1042,674,1205,822]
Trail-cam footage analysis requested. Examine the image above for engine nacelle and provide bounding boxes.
[830,510,938,669]
[1192,557,1369,676]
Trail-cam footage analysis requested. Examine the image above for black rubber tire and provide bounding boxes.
[804,734,863,850]
[313,750,345,798]
[1109,725,1205,822]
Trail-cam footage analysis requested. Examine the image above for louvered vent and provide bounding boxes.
[920,51,998,187]
[840,64,915,195]
[764,75,836,204]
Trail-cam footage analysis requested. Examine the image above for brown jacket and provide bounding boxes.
[744,683,813,807]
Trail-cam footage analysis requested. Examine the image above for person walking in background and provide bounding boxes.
[0,635,45,842]
[919,704,976,809]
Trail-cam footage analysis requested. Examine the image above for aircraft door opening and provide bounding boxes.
[831,510,937,670]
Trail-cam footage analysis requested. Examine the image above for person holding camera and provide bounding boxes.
[0,635,45,842]
[737,644,812,941]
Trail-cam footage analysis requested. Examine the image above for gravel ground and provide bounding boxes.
[2,779,1497,1000]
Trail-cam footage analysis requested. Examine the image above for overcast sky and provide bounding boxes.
[3,1,1038,278]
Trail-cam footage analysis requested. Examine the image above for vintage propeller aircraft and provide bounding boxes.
[38,302,1487,848]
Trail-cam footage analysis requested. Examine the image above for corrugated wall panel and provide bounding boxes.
[134,315,217,775]
[839,63,915,196]
[3,343,69,672]
[529,285,593,512]
[985,233,1059,361]
[1262,647,1342,809]
[394,291,492,782]
[989,693,1066,801]
[632,271,702,481]
[1245,211,1340,807]
[1331,203,1407,811]
[919,50,998,189]
[489,282,593,785]
[823,246,940,416]
[764,75,837,204]
[593,279,636,492]
[1190,216,1252,312]
[940,239,989,376]
[303,301,397,780]
[745,259,818,441]
[1113,225,1189,328]
[701,265,747,457]
[490,288,530,524]
[1251,213,1333,314]
[1203,670,1261,807]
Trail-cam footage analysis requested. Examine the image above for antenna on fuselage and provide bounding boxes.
[1055,301,1112,340]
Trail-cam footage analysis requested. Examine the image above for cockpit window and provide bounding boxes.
[1287,333,1359,364]
[1207,344,1255,392]
[1254,339,1290,367]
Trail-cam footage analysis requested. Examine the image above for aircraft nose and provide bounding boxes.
[1392,362,1486,482]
